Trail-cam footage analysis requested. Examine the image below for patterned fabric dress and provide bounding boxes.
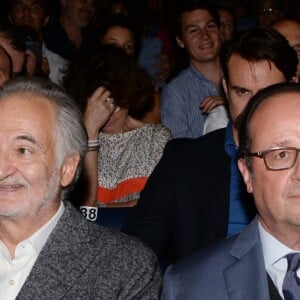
[97,124,171,206]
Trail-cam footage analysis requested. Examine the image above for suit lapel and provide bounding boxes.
[17,202,98,300]
[224,218,270,300]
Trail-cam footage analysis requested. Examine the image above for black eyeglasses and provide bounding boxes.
[245,147,300,170]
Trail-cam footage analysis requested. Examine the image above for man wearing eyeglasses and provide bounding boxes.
[162,82,300,299]
[123,27,298,265]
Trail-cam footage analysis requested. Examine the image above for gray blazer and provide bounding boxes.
[16,201,162,300]
[161,217,270,300]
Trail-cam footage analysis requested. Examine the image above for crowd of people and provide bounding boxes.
[0,0,300,299]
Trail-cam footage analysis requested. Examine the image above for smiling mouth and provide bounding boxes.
[198,43,213,49]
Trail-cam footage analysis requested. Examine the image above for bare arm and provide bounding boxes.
[83,86,115,206]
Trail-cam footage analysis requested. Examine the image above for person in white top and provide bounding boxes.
[8,0,69,84]
[0,77,161,300]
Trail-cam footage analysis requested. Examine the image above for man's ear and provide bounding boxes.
[238,158,253,193]
[176,36,185,48]
[60,153,81,187]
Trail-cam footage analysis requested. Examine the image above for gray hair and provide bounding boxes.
[0,77,88,197]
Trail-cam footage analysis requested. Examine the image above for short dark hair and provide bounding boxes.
[238,82,300,167]
[221,27,298,82]
[173,0,220,38]
[64,45,154,120]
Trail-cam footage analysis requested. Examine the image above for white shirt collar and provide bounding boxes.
[26,201,65,256]
[258,220,300,298]
[0,202,65,300]
[258,220,293,270]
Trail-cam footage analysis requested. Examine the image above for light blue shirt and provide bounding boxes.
[160,65,220,138]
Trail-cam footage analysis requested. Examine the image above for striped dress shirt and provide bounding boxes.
[160,65,220,138]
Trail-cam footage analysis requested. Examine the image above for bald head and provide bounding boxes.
[0,46,12,85]
[272,19,300,47]
[272,19,300,79]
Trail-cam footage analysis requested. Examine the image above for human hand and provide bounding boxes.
[84,86,116,138]
[200,96,225,114]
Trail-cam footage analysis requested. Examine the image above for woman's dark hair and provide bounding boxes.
[64,45,154,120]
[97,13,141,57]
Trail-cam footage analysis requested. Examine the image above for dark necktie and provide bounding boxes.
[282,253,300,300]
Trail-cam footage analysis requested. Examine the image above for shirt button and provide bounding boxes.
[2,251,6,257]
[9,280,15,285]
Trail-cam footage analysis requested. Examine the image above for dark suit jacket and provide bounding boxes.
[16,201,161,300]
[161,217,270,300]
[122,128,255,262]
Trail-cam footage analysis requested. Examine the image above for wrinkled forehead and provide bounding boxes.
[0,93,56,139]
[0,91,55,114]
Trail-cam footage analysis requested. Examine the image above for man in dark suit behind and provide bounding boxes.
[122,27,298,264]
[0,77,161,300]
[162,82,300,299]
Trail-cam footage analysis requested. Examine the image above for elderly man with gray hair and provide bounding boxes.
[0,77,161,300]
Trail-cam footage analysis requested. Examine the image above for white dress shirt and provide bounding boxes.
[202,105,229,135]
[258,221,300,299]
[0,202,64,300]
[42,43,69,86]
